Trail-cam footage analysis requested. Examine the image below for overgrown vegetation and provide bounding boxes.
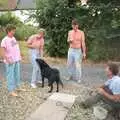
[0,12,38,41]
[0,0,120,61]
[34,0,120,61]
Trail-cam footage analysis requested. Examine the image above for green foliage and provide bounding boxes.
[0,12,38,41]
[0,0,8,7]
[34,0,120,61]
[36,0,74,57]
[86,0,120,61]
[0,31,6,40]
[0,12,22,40]
[0,12,22,27]
[15,25,38,41]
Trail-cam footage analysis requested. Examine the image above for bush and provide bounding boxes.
[36,0,74,57]
[0,30,6,40]
[15,25,38,41]
[0,12,38,41]
[33,0,120,61]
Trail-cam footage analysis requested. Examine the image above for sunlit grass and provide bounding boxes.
[19,41,29,63]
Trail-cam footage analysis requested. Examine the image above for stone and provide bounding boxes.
[93,106,108,120]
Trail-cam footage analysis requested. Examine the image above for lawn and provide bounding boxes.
[19,41,29,63]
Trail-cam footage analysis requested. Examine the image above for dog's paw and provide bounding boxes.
[56,90,59,92]
[48,90,52,93]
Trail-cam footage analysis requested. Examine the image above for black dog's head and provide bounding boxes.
[36,59,50,69]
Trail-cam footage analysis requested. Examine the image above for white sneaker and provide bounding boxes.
[37,81,42,84]
[78,80,81,83]
[66,76,73,81]
[31,83,37,88]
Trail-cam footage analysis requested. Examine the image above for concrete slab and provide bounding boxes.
[26,93,76,120]
[49,93,76,103]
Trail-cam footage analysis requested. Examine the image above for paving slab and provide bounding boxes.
[26,93,76,120]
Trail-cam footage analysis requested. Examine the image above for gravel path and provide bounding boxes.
[0,62,117,120]
[0,62,106,87]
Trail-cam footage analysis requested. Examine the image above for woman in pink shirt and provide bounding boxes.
[0,24,22,96]
[67,19,86,83]
[27,29,45,88]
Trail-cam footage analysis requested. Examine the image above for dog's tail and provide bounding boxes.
[59,79,64,88]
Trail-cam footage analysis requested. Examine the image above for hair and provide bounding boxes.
[6,24,16,33]
[38,28,45,33]
[38,28,46,35]
[107,63,119,75]
[72,19,79,25]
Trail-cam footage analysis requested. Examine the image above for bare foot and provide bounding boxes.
[9,92,18,97]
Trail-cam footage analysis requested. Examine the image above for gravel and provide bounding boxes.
[0,62,118,120]
[0,80,51,120]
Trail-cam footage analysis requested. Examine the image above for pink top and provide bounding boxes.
[1,36,21,63]
[68,30,84,49]
[27,34,44,50]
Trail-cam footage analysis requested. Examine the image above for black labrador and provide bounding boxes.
[36,59,63,92]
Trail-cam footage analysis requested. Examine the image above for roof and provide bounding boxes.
[0,0,36,11]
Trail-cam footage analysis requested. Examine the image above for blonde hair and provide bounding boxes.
[38,28,45,33]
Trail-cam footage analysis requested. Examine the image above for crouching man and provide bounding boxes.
[79,63,120,111]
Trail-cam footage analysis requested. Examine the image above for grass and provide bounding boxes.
[19,41,28,57]
[19,41,29,63]
[18,41,67,64]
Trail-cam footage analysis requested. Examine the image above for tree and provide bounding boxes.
[86,0,120,61]
[0,12,22,40]
[34,0,120,61]
[35,0,76,57]
[0,12,38,41]
[0,12,22,29]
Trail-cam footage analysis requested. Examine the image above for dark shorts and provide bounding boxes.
[102,86,120,109]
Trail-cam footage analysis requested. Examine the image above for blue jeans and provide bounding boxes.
[5,62,21,92]
[29,49,42,84]
[67,48,82,81]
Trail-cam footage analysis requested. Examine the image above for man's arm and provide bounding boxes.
[26,35,36,48]
[98,87,120,102]
[0,47,11,63]
[67,31,72,43]
[26,43,35,48]
[93,84,105,90]
[1,39,11,63]
[26,38,40,49]
[0,47,6,59]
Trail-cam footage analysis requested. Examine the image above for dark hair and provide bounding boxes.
[72,19,79,25]
[6,24,16,33]
[107,63,119,75]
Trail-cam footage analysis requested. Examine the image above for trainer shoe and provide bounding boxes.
[37,81,42,84]
[31,83,37,88]
[66,76,73,81]
[78,80,81,83]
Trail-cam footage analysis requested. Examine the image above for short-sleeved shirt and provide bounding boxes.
[67,30,84,49]
[105,76,120,95]
[1,36,21,63]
